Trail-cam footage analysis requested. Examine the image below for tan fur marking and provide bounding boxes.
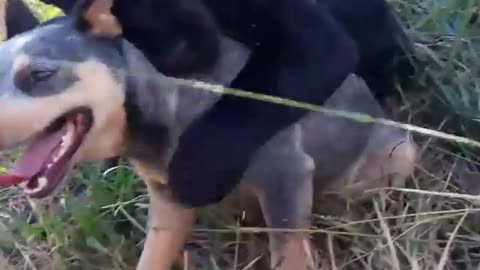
[130,160,168,186]
[83,0,122,38]
[13,54,30,71]
[130,160,193,270]
[136,185,196,270]
[0,59,127,162]
[65,61,127,161]
[0,0,6,41]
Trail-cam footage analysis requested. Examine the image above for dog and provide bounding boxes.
[0,1,417,269]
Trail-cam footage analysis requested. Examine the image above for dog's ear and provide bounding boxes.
[73,0,122,38]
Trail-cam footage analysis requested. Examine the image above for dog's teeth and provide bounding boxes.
[66,122,75,140]
[37,177,48,189]
[56,150,65,161]
[53,122,75,164]
[24,188,36,194]
[24,177,48,194]
[18,181,28,188]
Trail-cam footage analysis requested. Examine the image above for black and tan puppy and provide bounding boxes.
[0,0,416,269]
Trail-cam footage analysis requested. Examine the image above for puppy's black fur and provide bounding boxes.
[5,0,39,38]
[118,0,413,207]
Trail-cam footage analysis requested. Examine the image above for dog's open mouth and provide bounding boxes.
[0,108,93,198]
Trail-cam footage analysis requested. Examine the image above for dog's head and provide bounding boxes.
[0,0,249,198]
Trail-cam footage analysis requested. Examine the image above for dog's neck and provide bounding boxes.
[122,36,250,133]
[174,37,251,132]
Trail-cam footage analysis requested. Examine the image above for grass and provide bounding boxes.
[1,0,480,269]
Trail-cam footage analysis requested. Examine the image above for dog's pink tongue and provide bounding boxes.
[0,127,66,187]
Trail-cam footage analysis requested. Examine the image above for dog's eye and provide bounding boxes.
[31,69,57,82]
[14,64,60,96]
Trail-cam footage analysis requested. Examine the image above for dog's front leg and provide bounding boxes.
[137,190,195,270]
[133,162,196,270]
[245,125,317,270]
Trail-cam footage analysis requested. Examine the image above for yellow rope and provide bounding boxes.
[171,77,480,148]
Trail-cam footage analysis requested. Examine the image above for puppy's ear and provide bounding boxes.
[74,0,122,38]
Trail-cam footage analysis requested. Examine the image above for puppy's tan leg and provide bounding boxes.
[133,162,196,270]
[245,125,316,270]
[137,192,195,270]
